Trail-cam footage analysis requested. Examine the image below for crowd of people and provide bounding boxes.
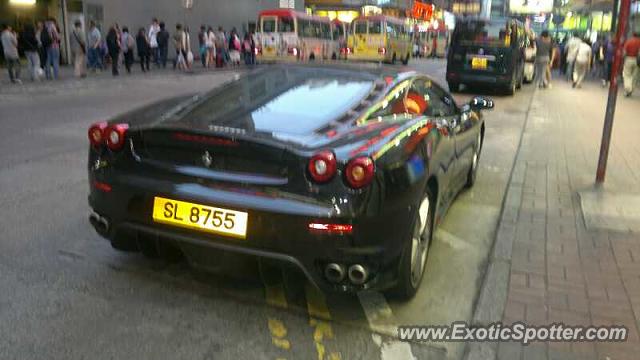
[1,17,258,84]
[533,29,640,96]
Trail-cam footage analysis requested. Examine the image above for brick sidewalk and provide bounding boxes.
[470,79,640,360]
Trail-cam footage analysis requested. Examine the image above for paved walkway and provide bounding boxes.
[471,78,640,360]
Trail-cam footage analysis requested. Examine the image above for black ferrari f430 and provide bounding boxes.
[87,65,493,299]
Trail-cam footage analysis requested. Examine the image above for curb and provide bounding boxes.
[463,90,537,360]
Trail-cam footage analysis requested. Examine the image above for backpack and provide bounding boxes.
[41,28,52,48]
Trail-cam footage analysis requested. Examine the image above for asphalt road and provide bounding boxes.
[0,59,534,360]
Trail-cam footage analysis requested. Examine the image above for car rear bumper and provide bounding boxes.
[88,175,412,293]
[446,71,512,86]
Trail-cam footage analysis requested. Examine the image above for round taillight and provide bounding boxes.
[105,123,129,151]
[88,122,108,147]
[345,156,375,189]
[308,151,337,183]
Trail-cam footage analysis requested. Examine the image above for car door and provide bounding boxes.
[407,78,458,202]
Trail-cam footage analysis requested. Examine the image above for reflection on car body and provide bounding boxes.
[87,64,493,299]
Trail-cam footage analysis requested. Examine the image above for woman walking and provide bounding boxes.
[21,23,41,81]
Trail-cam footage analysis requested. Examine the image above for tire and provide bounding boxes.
[331,52,337,60]
[390,189,434,300]
[466,130,483,188]
[402,53,410,65]
[505,79,516,95]
[516,71,524,89]
[309,53,315,61]
[448,82,460,93]
[391,53,396,65]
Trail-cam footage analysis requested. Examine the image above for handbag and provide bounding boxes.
[187,50,194,64]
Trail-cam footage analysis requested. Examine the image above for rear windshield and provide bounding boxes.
[179,68,374,136]
[453,21,513,48]
[260,16,294,33]
[369,21,383,35]
[354,20,367,34]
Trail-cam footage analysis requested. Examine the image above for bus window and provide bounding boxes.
[386,24,396,38]
[321,22,331,39]
[332,24,344,40]
[369,21,383,35]
[298,20,310,37]
[354,20,367,35]
[280,17,295,33]
[263,18,276,33]
[310,21,322,38]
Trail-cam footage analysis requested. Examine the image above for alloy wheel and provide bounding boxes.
[410,196,431,288]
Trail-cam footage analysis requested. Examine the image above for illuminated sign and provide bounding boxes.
[509,0,553,14]
[411,1,435,21]
[9,0,36,5]
[452,2,481,14]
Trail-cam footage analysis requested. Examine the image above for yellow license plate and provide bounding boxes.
[152,197,248,239]
[472,57,488,70]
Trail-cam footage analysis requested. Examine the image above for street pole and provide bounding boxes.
[595,0,631,184]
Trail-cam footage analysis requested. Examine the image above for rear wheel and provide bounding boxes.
[505,78,516,95]
[402,53,410,65]
[391,189,434,300]
[309,53,315,61]
[448,82,460,93]
[391,53,396,65]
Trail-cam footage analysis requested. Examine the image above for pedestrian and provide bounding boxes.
[622,31,640,97]
[87,21,102,72]
[184,26,193,70]
[35,21,46,70]
[106,26,120,76]
[1,23,21,84]
[120,26,135,74]
[157,22,169,68]
[602,35,615,87]
[42,18,61,80]
[69,20,87,78]
[572,38,592,89]
[205,26,216,68]
[20,23,41,81]
[535,30,552,89]
[136,27,150,72]
[173,23,186,70]
[242,32,254,65]
[565,32,582,82]
[148,18,160,67]
[546,38,559,89]
[228,28,241,66]
[198,25,207,67]
[216,26,227,66]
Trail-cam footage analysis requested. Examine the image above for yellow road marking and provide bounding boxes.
[305,283,331,320]
[265,283,288,309]
[305,283,341,360]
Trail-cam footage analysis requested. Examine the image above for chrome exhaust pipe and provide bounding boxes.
[324,263,346,283]
[348,264,368,285]
[89,212,110,234]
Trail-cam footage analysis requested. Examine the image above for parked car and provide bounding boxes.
[87,65,493,299]
[446,18,526,95]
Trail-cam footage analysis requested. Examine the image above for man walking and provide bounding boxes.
[535,31,552,89]
[20,23,40,81]
[120,26,134,74]
[1,24,21,84]
[573,37,592,89]
[70,20,87,78]
[565,33,582,82]
[157,22,169,68]
[87,21,102,72]
[622,32,640,97]
[148,18,160,67]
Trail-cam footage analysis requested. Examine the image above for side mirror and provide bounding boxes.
[469,96,494,111]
